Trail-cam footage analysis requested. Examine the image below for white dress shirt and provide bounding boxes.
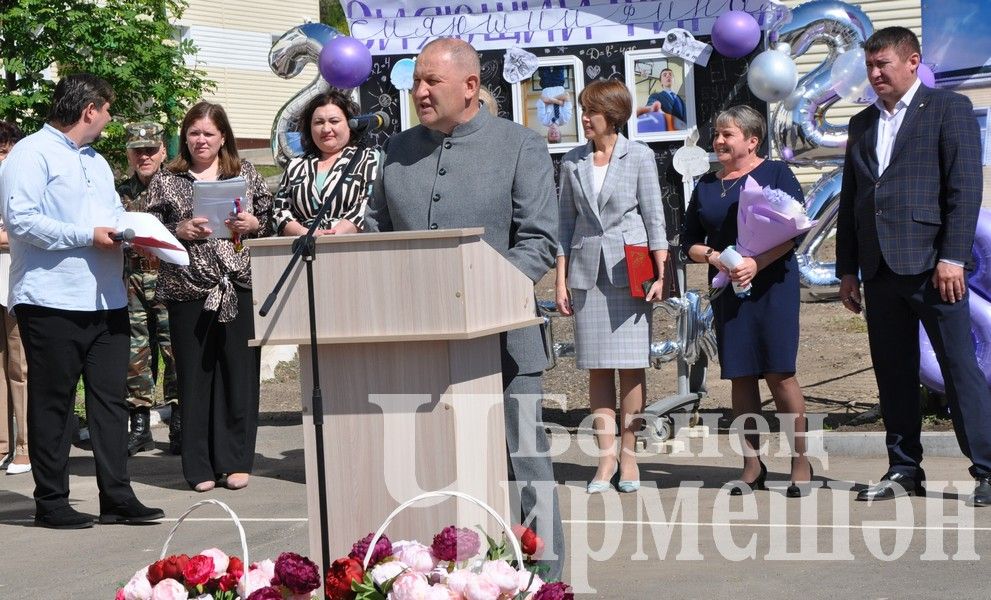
[874,77,922,177]
[0,124,126,312]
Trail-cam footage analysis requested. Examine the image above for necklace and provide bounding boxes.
[719,158,760,197]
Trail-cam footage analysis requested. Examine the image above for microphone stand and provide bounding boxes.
[258,126,374,579]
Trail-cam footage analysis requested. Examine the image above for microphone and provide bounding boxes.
[348,111,391,132]
[111,228,135,243]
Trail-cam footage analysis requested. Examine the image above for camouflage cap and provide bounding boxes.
[125,121,164,149]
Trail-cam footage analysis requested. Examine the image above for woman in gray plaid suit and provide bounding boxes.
[555,80,668,494]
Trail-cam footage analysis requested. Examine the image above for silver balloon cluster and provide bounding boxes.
[650,291,718,368]
[767,0,874,299]
[769,0,873,166]
[268,23,339,167]
[537,292,717,369]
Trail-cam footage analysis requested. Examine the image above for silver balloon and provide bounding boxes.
[269,23,340,168]
[653,291,718,367]
[796,168,842,300]
[748,49,799,103]
[769,0,874,166]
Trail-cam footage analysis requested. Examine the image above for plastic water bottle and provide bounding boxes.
[718,246,752,298]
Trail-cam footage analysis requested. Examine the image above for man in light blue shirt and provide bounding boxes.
[0,73,164,529]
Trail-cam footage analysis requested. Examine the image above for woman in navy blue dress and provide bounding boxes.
[682,105,813,496]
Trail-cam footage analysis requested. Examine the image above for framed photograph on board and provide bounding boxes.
[624,49,696,143]
[512,55,586,153]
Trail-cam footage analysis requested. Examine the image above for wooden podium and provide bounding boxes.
[245,229,542,560]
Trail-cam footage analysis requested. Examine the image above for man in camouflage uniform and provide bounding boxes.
[117,122,179,455]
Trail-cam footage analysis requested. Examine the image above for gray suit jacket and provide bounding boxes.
[557,135,668,290]
[364,108,558,375]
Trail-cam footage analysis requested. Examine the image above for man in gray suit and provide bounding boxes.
[364,38,564,577]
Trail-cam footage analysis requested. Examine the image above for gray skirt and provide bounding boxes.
[571,263,651,369]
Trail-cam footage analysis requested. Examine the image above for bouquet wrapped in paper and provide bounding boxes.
[712,176,816,289]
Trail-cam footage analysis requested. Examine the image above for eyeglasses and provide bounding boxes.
[130,146,162,156]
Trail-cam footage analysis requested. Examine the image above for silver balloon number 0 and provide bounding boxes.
[769,0,873,298]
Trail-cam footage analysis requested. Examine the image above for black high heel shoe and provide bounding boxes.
[786,464,815,498]
[729,460,767,496]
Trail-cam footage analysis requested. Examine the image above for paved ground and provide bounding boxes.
[2,422,990,599]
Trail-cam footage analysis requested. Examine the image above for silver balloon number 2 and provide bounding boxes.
[769,0,873,298]
[269,23,340,168]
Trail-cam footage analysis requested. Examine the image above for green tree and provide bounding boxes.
[320,0,349,34]
[0,0,212,168]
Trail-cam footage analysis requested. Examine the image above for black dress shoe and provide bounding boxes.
[856,471,925,502]
[35,506,95,529]
[786,466,816,498]
[729,461,767,496]
[99,498,165,524]
[168,407,182,455]
[127,408,154,456]
[970,477,991,507]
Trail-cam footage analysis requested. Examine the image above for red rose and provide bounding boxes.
[216,572,239,592]
[183,554,215,587]
[227,556,244,579]
[324,557,363,600]
[148,554,190,585]
[512,525,545,558]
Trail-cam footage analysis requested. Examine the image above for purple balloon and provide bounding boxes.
[319,36,373,88]
[920,208,991,393]
[711,10,761,59]
[918,62,936,88]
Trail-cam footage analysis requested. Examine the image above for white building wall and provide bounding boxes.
[178,0,321,148]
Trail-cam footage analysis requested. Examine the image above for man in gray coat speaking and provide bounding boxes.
[364,38,564,578]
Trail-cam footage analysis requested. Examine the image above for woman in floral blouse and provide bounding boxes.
[147,101,272,492]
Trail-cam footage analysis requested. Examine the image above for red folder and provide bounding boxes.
[624,244,656,299]
[133,236,184,251]
[624,244,679,300]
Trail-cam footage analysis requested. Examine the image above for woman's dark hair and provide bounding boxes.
[578,79,632,131]
[298,90,360,156]
[169,101,242,178]
[47,73,115,127]
[0,121,24,147]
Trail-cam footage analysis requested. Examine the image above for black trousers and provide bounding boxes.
[167,288,260,486]
[16,305,134,514]
[864,264,991,478]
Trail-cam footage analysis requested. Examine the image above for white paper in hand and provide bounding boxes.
[116,212,190,266]
[192,177,247,239]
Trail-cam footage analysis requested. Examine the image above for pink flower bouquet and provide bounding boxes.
[116,549,321,600]
[711,176,816,288]
[336,526,573,600]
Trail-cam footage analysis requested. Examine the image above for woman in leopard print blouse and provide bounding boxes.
[146,101,273,493]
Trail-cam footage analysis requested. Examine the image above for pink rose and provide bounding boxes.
[240,559,276,597]
[390,571,430,600]
[150,578,189,600]
[465,574,501,600]
[115,589,126,600]
[392,541,438,575]
[423,584,460,600]
[198,548,229,578]
[480,561,518,595]
[445,569,473,596]
[123,567,153,600]
[517,569,544,594]
[252,559,276,581]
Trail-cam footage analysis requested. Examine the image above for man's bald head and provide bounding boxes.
[421,38,481,78]
[413,38,482,133]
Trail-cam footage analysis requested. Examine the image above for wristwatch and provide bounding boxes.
[703,247,714,261]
